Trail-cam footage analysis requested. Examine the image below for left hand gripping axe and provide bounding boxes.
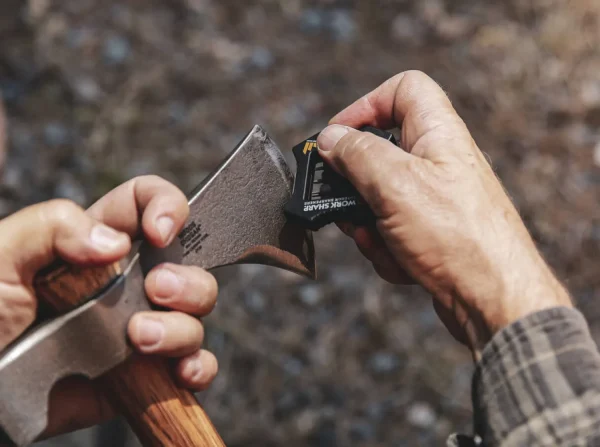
[0,125,315,446]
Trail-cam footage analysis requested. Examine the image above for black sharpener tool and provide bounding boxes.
[285,126,396,231]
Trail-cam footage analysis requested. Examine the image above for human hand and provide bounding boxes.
[0,175,218,437]
[317,71,571,358]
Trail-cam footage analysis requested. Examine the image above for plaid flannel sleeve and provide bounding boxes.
[449,306,600,447]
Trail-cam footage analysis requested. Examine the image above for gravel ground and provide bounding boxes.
[0,0,598,446]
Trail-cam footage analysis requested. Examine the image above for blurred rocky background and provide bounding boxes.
[0,0,598,445]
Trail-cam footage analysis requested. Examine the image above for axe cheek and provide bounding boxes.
[141,125,317,280]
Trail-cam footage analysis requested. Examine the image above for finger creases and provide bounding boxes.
[128,311,204,357]
[86,175,189,248]
[330,70,469,154]
[318,130,410,215]
[0,200,130,283]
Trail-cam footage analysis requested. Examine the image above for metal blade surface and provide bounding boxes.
[140,125,316,278]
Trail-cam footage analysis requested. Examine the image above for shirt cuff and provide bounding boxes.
[472,306,600,445]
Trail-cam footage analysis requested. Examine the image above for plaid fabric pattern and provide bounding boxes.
[449,307,600,447]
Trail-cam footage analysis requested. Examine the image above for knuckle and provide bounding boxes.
[135,174,165,184]
[183,269,217,314]
[41,199,84,225]
[123,174,168,198]
[401,70,431,91]
[173,311,204,341]
[193,352,218,388]
[416,106,439,124]
[401,71,452,109]
[199,272,218,300]
[135,174,188,208]
[204,352,218,376]
[340,132,380,166]
[193,319,205,343]
[380,72,407,92]
[199,297,217,315]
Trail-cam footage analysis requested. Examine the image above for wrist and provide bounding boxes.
[457,259,572,361]
[492,264,572,333]
[469,265,572,360]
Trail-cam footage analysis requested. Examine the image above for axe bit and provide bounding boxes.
[0,125,315,446]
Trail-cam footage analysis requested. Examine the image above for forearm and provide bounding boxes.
[472,307,600,446]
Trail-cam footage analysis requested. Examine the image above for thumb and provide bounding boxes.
[0,199,131,348]
[0,199,131,281]
[317,124,412,215]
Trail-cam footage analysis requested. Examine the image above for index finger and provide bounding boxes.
[86,175,189,248]
[330,70,467,152]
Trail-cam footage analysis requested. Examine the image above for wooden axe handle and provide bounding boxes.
[34,262,225,447]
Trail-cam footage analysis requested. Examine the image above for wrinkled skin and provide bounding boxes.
[319,71,572,358]
[0,175,218,438]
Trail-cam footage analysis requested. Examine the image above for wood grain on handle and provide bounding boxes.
[33,262,225,447]
[34,262,122,312]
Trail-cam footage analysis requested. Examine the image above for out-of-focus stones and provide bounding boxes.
[297,283,324,307]
[283,356,305,376]
[281,103,308,128]
[593,140,600,166]
[349,419,376,442]
[103,35,131,65]
[243,289,267,315]
[0,79,27,104]
[65,27,92,49]
[3,161,23,191]
[406,401,437,429]
[581,81,600,108]
[368,351,401,375]
[27,0,50,23]
[330,10,356,42]
[418,0,445,24]
[71,76,101,103]
[391,14,425,45]
[43,122,70,147]
[54,172,87,204]
[300,8,356,42]
[167,100,188,124]
[274,389,311,420]
[435,16,472,41]
[307,421,337,447]
[300,9,325,33]
[249,47,274,70]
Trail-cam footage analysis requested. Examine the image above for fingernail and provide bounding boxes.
[156,216,175,245]
[317,125,350,152]
[90,224,125,252]
[184,356,203,382]
[154,269,184,300]
[137,318,164,349]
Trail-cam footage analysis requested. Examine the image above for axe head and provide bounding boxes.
[141,124,317,279]
[0,125,316,447]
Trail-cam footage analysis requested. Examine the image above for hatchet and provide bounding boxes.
[0,125,315,446]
